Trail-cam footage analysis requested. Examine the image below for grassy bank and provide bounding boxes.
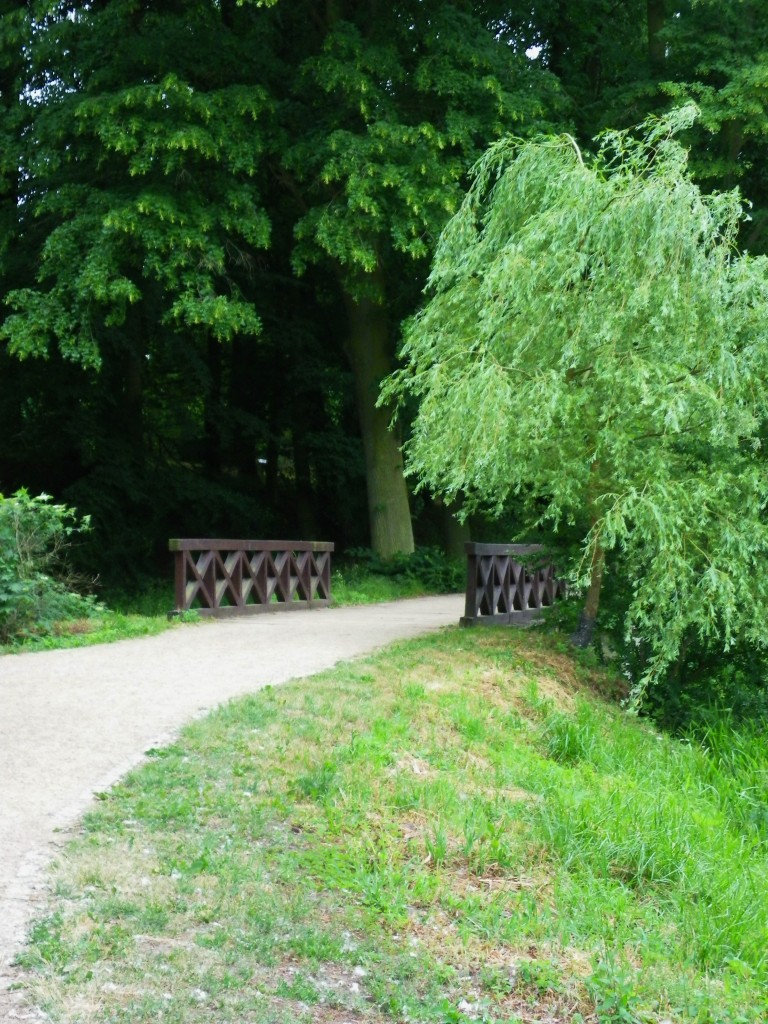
[15,628,766,1023]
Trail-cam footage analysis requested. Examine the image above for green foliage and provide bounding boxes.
[650,641,768,733]
[559,557,768,731]
[659,2,768,189]
[1,5,273,367]
[0,0,568,569]
[342,545,464,593]
[386,106,768,697]
[4,0,768,633]
[278,0,565,557]
[0,489,97,642]
[530,1,768,254]
[286,4,562,287]
[586,961,643,1024]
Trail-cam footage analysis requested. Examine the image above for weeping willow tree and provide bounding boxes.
[384,106,768,693]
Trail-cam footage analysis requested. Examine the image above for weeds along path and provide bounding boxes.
[0,595,461,997]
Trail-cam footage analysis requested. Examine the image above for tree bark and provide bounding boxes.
[722,118,744,191]
[292,426,318,539]
[571,533,605,648]
[203,335,223,477]
[343,281,414,559]
[571,461,606,648]
[117,305,145,462]
[438,496,471,560]
[647,0,665,73]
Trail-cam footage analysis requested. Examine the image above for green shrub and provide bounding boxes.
[544,547,768,732]
[342,545,464,593]
[0,489,98,643]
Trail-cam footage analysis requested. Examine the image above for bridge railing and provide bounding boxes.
[169,539,334,617]
[461,542,565,626]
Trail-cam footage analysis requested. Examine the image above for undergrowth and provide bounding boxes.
[2,550,460,654]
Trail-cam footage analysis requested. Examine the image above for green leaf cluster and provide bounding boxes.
[0,489,97,642]
[386,107,768,691]
[287,6,562,286]
[1,2,274,366]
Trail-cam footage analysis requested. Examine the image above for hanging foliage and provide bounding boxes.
[385,106,768,694]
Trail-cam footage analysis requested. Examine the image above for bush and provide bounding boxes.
[554,554,768,732]
[342,546,464,593]
[0,489,98,643]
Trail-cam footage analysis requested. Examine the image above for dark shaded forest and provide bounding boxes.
[1,0,765,593]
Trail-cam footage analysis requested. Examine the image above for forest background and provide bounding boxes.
[1,0,766,713]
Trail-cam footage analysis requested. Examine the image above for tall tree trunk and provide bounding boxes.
[571,462,605,648]
[438,496,471,560]
[203,335,223,477]
[722,118,744,191]
[343,280,414,559]
[292,426,318,539]
[118,307,145,462]
[647,0,665,73]
[0,3,26,272]
[571,534,605,648]
[545,0,569,78]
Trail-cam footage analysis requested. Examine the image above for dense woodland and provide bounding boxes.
[1,1,765,610]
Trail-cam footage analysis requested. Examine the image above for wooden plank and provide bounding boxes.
[460,609,544,627]
[193,599,332,618]
[169,539,334,553]
[461,543,563,626]
[464,542,544,557]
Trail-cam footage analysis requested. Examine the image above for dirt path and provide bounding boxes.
[0,595,461,1013]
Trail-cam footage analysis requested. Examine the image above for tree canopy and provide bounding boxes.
[385,106,768,689]
[0,0,563,570]
[2,0,768,650]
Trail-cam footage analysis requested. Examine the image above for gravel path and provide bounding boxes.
[0,595,462,1014]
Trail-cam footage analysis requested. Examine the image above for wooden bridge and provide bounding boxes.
[169,539,334,616]
[461,542,564,626]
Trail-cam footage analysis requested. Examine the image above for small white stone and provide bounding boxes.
[457,998,481,1019]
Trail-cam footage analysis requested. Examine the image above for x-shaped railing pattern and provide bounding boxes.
[169,539,334,616]
[461,543,565,626]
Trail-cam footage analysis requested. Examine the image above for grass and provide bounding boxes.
[0,610,185,654]
[1,568,452,655]
[13,627,768,1023]
[0,582,194,655]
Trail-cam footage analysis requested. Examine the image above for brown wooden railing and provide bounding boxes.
[169,539,334,617]
[461,542,565,626]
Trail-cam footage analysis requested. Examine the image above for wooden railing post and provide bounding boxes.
[463,543,478,623]
[173,548,186,614]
